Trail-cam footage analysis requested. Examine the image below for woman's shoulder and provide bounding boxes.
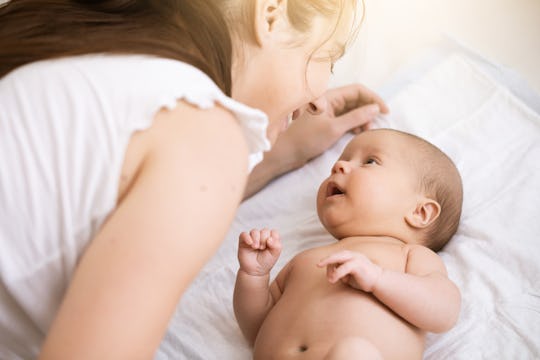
[118,99,251,202]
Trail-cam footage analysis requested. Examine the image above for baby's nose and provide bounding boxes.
[332,160,351,174]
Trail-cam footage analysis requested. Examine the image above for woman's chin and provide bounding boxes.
[266,116,290,144]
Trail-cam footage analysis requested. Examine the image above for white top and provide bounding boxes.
[0,55,270,358]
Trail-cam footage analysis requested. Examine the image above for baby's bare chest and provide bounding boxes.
[254,242,421,359]
[293,240,410,277]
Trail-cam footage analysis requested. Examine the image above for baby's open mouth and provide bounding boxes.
[326,182,345,197]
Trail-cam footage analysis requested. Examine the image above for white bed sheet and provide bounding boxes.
[156,50,540,359]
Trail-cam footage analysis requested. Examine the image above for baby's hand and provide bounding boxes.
[317,251,383,292]
[238,229,282,276]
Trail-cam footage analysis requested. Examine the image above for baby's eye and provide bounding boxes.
[330,62,335,74]
[365,158,378,165]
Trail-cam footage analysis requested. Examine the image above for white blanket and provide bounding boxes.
[157,51,540,359]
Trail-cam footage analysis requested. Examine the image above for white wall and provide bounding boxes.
[333,0,540,93]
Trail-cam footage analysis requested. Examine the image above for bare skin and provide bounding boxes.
[40,102,249,359]
[252,237,424,360]
[234,131,461,360]
[235,232,457,360]
[244,84,388,199]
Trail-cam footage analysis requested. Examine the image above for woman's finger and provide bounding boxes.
[330,84,389,115]
[335,103,380,135]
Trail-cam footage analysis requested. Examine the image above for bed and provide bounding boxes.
[155,42,540,359]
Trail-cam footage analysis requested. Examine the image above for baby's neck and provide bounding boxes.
[337,235,407,247]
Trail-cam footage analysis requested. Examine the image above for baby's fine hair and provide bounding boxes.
[384,129,463,251]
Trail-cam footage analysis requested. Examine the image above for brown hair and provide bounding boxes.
[0,0,233,94]
[406,132,463,251]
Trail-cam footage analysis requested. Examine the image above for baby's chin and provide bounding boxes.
[320,220,369,241]
[328,230,357,241]
[319,221,348,241]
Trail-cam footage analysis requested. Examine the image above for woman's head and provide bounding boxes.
[219,0,361,144]
[0,0,361,144]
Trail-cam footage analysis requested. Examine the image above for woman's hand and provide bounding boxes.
[284,83,389,167]
[237,229,282,276]
[245,84,388,199]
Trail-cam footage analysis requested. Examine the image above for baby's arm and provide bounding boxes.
[373,246,460,332]
[233,229,286,345]
[318,247,460,333]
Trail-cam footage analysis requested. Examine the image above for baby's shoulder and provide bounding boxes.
[404,243,440,257]
[404,244,447,275]
[290,246,328,262]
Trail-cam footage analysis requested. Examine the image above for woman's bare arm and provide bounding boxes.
[39,102,249,359]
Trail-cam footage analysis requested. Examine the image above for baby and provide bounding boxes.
[233,129,463,360]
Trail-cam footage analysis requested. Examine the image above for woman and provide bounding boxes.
[0,0,387,358]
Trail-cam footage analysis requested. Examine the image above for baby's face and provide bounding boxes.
[316,130,420,239]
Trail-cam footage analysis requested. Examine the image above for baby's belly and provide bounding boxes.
[253,285,424,360]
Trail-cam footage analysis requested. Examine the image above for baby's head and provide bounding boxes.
[317,129,463,251]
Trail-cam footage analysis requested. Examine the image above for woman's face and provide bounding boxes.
[231,9,349,145]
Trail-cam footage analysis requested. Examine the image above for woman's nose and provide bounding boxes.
[307,96,328,115]
[332,160,351,174]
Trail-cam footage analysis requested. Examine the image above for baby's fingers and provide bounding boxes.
[317,251,354,268]
[326,261,355,284]
[238,231,253,246]
[247,228,274,250]
[266,230,282,256]
[239,230,261,249]
[248,229,262,249]
[258,228,271,249]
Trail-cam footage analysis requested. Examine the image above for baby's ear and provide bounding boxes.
[405,197,441,229]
